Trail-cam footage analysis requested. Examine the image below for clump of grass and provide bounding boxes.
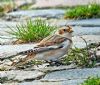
[81,77,100,85]
[0,77,9,83]
[0,6,4,17]
[24,60,44,67]
[7,19,56,43]
[20,4,32,10]
[0,6,4,12]
[64,4,100,19]
[62,47,96,67]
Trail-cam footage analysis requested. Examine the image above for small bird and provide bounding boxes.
[11,26,73,67]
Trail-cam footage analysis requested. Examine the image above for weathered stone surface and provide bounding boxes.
[68,19,100,27]
[0,36,17,45]
[95,63,100,67]
[72,35,100,48]
[3,83,18,85]
[97,51,100,57]
[6,9,65,20]
[4,68,100,85]
[3,79,85,85]
[1,19,100,27]
[14,0,35,7]
[39,64,77,72]
[73,27,100,36]
[30,0,100,8]
[26,64,77,72]
[0,21,20,28]
[50,19,100,27]
[0,44,37,59]
[42,68,100,80]
[0,70,45,82]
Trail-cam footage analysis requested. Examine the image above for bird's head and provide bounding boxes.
[56,26,73,39]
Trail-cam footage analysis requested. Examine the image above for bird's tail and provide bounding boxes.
[11,53,36,67]
[0,49,34,60]
[1,45,63,60]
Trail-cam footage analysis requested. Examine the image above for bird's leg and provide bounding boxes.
[46,60,64,66]
[53,60,64,66]
[45,60,52,66]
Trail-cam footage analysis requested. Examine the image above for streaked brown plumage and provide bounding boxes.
[11,26,73,67]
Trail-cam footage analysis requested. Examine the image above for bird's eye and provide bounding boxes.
[63,29,66,31]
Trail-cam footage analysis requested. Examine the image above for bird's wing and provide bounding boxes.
[20,35,67,55]
[19,44,63,55]
[37,35,67,47]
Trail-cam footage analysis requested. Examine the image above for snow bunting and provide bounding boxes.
[12,26,73,66]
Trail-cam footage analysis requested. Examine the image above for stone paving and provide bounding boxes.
[0,35,100,59]
[0,2,100,85]
[30,0,100,8]
[1,68,100,85]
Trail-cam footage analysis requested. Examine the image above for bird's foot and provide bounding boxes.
[45,60,64,66]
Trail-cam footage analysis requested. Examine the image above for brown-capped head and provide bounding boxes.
[59,26,73,35]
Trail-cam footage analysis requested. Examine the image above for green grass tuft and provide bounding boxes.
[7,19,56,42]
[0,6,4,12]
[0,6,4,17]
[62,47,96,67]
[81,77,100,85]
[20,4,32,10]
[0,77,9,83]
[64,4,100,19]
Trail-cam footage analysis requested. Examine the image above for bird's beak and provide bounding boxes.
[69,29,74,33]
[67,26,74,33]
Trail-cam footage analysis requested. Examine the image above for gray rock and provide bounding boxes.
[0,36,16,45]
[3,79,85,85]
[30,0,100,8]
[72,26,100,36]
[68,19,100,27]
[6,9,65,20]
[42,68,100,80]
[0,44,37,59]
[72,35,100,48]
[60,79,85,85]
[3,83,18,85]
[96,51,100,57]
[0,70,45,82]
[28,64,77,72]
[0,21,20,28]
[50,19,100,27]
[14,0,35,7]
[5,68,99,85]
